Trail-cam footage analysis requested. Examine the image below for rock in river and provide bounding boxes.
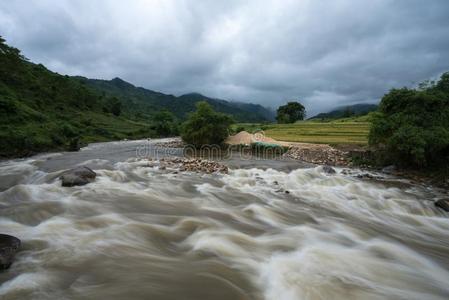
[0,234,21,270]
[321,165,336,174]
[60,166,97,187]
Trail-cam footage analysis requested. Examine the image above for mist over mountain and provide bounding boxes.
[310,103,379,120]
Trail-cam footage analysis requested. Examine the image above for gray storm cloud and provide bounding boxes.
[1,0,449,116]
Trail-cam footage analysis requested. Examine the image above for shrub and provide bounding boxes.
[181,101,234,147]
[61,123,78,138]
[234,126,246,134]
[152,110,178,137]
[369,73,449,167]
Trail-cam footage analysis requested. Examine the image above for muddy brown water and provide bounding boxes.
[0,139,448,300]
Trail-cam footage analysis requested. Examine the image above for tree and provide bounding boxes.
[369,72,449,167]
[181,101,234,147]
[153,110,178,137]
[276,101,305,124]
[110,97,122,116]
[436,72,449,93]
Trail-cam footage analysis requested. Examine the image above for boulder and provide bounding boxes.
[435,199,449,212]
[0,234,21,270]
[321,165,336,174]
[60,166,96,187]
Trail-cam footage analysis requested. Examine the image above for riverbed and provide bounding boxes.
[0,139,448,300]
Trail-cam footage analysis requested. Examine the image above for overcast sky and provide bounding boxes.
[1,0,449,115]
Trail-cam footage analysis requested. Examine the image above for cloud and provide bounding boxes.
[1,0,449,115]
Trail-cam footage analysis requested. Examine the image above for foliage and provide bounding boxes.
[109,97,122,116]
[310,104,378,120]
[0,37,155,157]
[369,73,449,167]
[233,125,246,134]
[152,110,179,137]
[276,101,305,124]
[181,101,234,147]
[80,78,275,122]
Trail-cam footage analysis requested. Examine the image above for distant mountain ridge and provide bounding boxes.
[0,38,158,157]
[0,37,273,157]
[77,77,275,122]
[310,103,378,119]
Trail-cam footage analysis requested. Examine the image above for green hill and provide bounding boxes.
[78,77,274,122]
[0,38,273,157]
[310,103,378,120]
[0,38,155,157]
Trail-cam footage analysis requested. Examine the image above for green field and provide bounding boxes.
[234,117,371,145]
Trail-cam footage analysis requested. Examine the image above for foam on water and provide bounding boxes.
[0,156,448,300]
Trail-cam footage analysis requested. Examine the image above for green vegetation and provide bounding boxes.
[181,102,234,147]
[80,78,274,123]
[3,32,446,171]
[310,103,378,120]
[0,37,154,157]
[276,101,305,124]
[0,37,275,157]
[151,110,179,137]
[251,142,289,155]
[234,116,371,145]
[0,37,274,158]
[109,97,122,116]
[369,72,449,167]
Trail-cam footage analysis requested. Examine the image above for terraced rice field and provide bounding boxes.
[235,121,371,145]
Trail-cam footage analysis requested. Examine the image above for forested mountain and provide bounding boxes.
[0,37,155,157]
[310,103,378,119]
[0,38,272,157]
[77,77,275,122]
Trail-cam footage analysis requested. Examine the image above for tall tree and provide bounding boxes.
[276,101,305,124]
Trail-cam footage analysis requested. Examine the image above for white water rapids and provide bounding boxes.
[0,140,448,300]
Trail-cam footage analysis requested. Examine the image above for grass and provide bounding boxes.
[0,110,155,158]
[233,116,371,145]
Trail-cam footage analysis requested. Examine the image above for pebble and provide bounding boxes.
[283,147,350,166]
[150,158,229,174]
[154,140,185,148]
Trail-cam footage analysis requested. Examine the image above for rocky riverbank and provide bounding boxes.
[282,145,351,166]
[155,136,354,167]
[153,138,186,148]
[147,157,229,174]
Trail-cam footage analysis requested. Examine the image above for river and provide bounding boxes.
[0,139,448,300]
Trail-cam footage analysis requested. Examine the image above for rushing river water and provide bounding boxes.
[0,139,448,300]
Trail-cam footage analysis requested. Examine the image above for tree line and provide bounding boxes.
[181,72,449,172]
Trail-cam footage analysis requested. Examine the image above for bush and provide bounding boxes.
[234,126,246,134]
[181,101,234,147]
[369,73,449,167]
[61,123,78,138]
[152,110,178,137]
